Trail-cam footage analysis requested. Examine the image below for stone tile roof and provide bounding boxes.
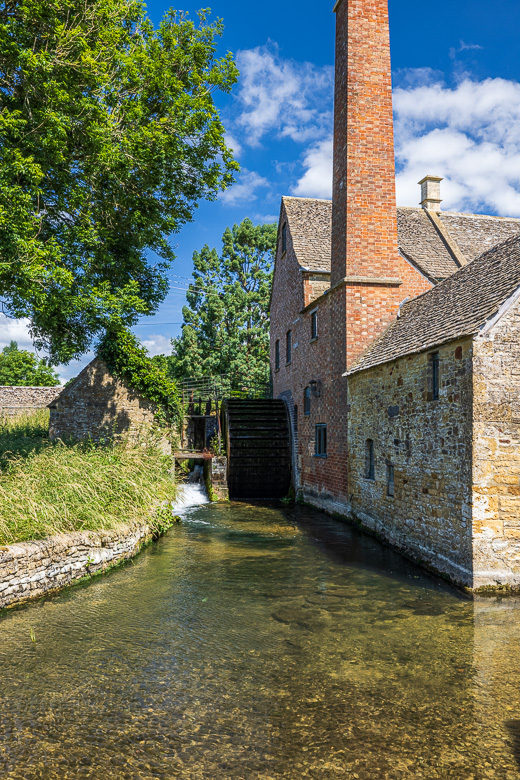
[283,197,520,281]
[348,234,520,375]
[282,197,332,271]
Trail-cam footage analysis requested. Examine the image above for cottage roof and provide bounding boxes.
[348,233,520,375]
[282,196,520,281]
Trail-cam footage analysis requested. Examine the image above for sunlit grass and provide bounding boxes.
[0,410,177,545]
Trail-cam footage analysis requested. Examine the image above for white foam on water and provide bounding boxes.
[173,483,210,512]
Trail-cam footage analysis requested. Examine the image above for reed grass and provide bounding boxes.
[0,410,177,545]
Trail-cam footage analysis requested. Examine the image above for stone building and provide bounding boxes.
[49,358,170,451]
[0,386,62,417]
[270,0,520,590]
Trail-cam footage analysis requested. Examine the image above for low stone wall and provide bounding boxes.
[0,386,62,417]
[0,522,152,610]
[203,456,229,500]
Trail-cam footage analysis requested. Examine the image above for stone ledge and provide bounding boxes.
[0,522,153,610]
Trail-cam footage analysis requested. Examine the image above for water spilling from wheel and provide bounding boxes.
[1,501,520,778]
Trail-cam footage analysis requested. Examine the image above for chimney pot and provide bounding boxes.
[419,175,443,211]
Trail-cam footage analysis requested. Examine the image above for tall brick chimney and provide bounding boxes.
[331,0,403,368]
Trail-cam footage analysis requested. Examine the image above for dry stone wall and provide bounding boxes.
[0,386,62,416]
[347,336,474,587]
[473,296,520,588]
[0,522,152,610]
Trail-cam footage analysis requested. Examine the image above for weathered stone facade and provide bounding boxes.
[0,522,152,610]
[49,358,170,451]
[203,456,229,500]
[347,337,474,586]
[0,386,62,417]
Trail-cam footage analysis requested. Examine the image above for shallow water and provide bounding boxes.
[1,500,520,779]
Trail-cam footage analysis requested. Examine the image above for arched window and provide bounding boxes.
[304,386,311,416]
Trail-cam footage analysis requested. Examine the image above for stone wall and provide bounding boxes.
[347,336,474,587]
[0,386,62,417]
[0,522,152,610]
[473,296,520,588]
[203,456,228,500]
[49,358,170,451]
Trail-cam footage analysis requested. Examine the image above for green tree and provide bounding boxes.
[0,1,238,364]
[169,218,277,389]
[0,341,60,385]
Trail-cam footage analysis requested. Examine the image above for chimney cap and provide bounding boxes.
[419,175,443,211]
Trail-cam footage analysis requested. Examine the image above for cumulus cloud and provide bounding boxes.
[219,169,269,206]
[234,44,333,146]
[394,76,520,215]
[0,315,34,352]
[140,334,172,356]
[292,138,333,198]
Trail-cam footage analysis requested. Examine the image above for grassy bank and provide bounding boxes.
[0,410,177,545]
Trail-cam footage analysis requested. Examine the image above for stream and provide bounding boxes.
[0,492,520,778]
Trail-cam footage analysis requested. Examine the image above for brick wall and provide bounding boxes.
[49,358,170,451]
[473,296,520,588]
[347,337,474,587]
[0,386,62,417]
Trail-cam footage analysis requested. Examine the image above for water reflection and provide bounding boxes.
[0,502,519,778]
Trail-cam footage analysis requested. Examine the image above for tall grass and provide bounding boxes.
[0,411,177,545]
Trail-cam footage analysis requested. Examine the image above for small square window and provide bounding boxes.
[275,340,280,370]
[311,310,318,339]
[315,424,327,457]
[387,463,395,497]
[282,223,287,254]
[304,386,311,416]
[286,330,292,364]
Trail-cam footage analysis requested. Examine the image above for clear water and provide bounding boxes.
[1,500,520,779]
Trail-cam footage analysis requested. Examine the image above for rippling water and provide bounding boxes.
[1,500,520,779]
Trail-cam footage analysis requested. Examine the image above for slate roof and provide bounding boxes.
[282,197,520,281]
[348,233,520,375]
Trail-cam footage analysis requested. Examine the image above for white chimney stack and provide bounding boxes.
[419,175,443,211]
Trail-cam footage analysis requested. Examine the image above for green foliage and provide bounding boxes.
[98,327,180,425]
[0,341,60,386]
[0,1,238,364]
[169,218,277,388]
[0,410,178,544]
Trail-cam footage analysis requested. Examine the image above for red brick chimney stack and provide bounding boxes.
[331,0,409,368]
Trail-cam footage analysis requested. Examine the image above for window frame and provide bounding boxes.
[365,439,375,480]
[310,309,318,340]
[431,351,440,400]
[275,339,280,371]
[286,330,292,365]
[304,386,311,416]
[315,424,327,458]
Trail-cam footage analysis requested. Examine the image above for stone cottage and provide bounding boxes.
[270,0,520,589]
[49,358,170,451]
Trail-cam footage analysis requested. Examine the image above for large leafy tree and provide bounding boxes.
[0,0,238,363]
[169,218,277,389]
[0,341,60,385]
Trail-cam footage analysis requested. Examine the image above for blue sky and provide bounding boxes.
[4,0,520,380]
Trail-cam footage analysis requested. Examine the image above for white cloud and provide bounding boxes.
[141,334,172,356]
[394,76,520,215]
[224,132,243,158]
[219,169,269,206]
[234,44,333,146]
[0,315,34,352]
[292,138,333,198]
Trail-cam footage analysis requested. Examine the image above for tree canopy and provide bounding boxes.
[169,218,277,389]
[0,0,238,363]
[0,341,60,385]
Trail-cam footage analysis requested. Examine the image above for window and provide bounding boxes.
[304,386,311,416]
[275,339,280,370]
[315,424,327,457]
[365,439,375,480]
[387,463,395,497]
[311,310,318,339]
[286,330,292,364]
[282,223,287,254]
[293,405,298,432]
[431,351,440,400]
